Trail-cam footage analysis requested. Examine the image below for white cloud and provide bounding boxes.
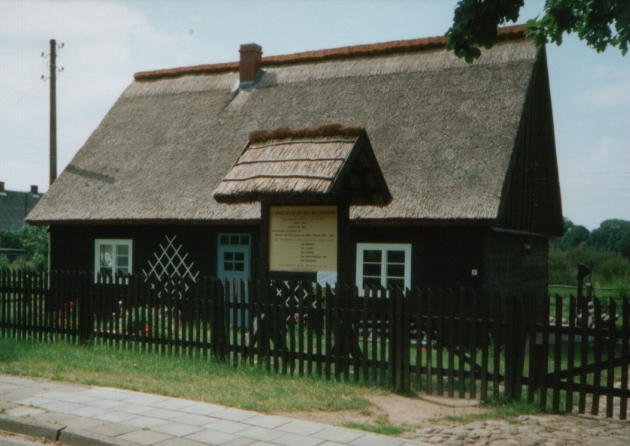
[0,1,184,192]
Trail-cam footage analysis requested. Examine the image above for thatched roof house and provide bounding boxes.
[28,25,562,296]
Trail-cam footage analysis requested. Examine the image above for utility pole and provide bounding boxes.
[49,39,57,185]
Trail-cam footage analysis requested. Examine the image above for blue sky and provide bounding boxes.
[1,0,628,229]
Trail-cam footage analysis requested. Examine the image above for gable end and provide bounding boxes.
[498,47,563,236]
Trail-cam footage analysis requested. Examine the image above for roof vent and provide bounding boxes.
[30,185,38,195]
[239,43,262,85]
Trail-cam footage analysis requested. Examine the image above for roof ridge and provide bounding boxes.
[134,24,526,82]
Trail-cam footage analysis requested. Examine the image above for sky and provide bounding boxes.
[1,0,628,230]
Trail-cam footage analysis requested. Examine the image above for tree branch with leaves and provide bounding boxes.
[446,0,630,62]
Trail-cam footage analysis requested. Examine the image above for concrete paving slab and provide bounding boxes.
[171,414,220,427]
[152,399,197,411]
[88,422,141,437]
[123,396,169,406]
[350,434,403,446]
[178,403,226,416]
[90,399,127,410]
[216,409,258,423]
[118,429,174,445]
[312,427,364,443]
[276,420,326,436]
[155,437,207,446]
[5,407,46,418]
[242,415,291,429]
[84,389,138,401]
[186,428,238,445]
[150,422,203,437]
[208,420,249,434]
[222,438,257,446]
[144,409,186,420]
[95,411,140,424]
[272,432,324,446]
[64,405,110,418]
[237,426,284,442]
[125,416,168,429]
[60,416,106,431]
[116,403,155,415]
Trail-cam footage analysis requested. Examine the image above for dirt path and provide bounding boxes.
[281,393,630,446]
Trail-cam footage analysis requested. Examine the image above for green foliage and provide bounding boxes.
[551,217,590,250]
[447,0,630,62]
[549,246,630,286]
[0,226,48,271]
[587,219,630,258]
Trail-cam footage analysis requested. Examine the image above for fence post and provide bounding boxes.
[504,295,526,400]
[78,272,93,343]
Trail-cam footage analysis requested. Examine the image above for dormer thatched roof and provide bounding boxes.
[213,125,391,206]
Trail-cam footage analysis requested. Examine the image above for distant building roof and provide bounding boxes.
[0,184,42,231]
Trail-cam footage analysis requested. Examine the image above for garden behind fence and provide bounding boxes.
[0,269,628,419]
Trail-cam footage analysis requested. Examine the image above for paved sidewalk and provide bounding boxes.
[0,375,427,446]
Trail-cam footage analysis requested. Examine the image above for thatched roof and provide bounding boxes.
[213,125,391,205]
[28,25,559,231]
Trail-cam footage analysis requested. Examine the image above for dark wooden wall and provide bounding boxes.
[50,224,548,300]
[50,224,259,278]
[482,230,548,308]
[349,226,485,290]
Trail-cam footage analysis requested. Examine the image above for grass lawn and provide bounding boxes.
[0,338,377,413]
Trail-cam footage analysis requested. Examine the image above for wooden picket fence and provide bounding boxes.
[0,269,628,418]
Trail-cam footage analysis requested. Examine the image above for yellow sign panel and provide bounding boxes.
[269,205,337,273]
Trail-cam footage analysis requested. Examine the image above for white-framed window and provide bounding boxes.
[94,239,132,281]
[356,243,411,294]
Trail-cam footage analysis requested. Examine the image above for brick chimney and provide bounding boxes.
[239,43,262,85]
[0,181,4,193]
[30,185,38,195]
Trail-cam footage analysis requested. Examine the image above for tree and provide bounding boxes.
[447,0,630,62]
[588,219,630,259]
[551,217,589,250]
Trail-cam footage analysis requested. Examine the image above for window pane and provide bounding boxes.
[220,235,229,245]
[387,264,405,277]
[239,235,249,245]
[363,250,381,262]
[235,252,244,261]
[363,263,381,276]
[99,245,114,268]
[224,261,233,272]
[116,267,129,276]
[230,235,239,245]
[117,244,129,256]
[234,262,244,272]
[225,252,233,261]
[116,255,129,267]
[387,250,405,263]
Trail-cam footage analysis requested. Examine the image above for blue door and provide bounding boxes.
[217,234,251,327]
